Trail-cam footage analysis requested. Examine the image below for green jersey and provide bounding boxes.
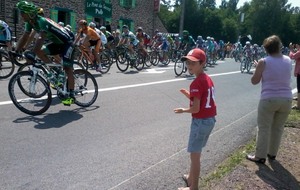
[25,16,71,44]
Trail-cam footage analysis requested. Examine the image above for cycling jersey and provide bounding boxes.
[121,31,139,46]
[181,36,195,48]
[0,20,12,42]
[79,26,100,41]
[25,16,72,44]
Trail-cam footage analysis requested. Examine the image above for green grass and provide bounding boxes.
[199,103,300,189]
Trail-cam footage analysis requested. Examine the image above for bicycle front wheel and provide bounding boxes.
[174,59,185,76]
[0,51,15,79]
[8,71,52,115]
[99,52,112,74]
[240,59,246,73]
[73,69,98,107]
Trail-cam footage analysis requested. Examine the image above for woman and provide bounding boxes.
[289,43,300,109]
[246,35,292,164]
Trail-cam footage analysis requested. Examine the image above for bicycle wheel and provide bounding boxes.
[8,71,52,115]
[174,59,185,76]
[240,59,246,73]
[134,54,145,71]
[116,55,129,72]
[73,69,98,107]
[0,51,15,79]
[144,54,152,68]
[246,60,253,73]
[73,61,85,70]
[99,52,111,74]
[9,51,27,66]
[150,51,159,66]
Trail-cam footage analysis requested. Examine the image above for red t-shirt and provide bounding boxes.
[189,73,217,118]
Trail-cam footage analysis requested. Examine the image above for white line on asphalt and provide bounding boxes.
[0,71,298,106]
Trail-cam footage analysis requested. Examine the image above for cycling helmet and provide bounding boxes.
[137,27,143,32]
[58,22,64,27]
[17,1,38,15]
[122,25,128,29]
[246,41,251,45]
[156,32,162,37]
[37,7,44,16]
[197,36,202,39]
[65,24,72,30]
[100,26,106,30]
[79,20,87,26]
[182,30,189,35]
[207,36,211,40]
[89,22,96,28]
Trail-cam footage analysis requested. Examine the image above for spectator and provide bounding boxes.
[246,35,292,164]
[289,43,300,109]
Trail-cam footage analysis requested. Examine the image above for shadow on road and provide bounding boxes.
[12,106,100,129]
[256,160,300,189]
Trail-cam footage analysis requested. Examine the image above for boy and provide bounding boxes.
[174,48,217,190]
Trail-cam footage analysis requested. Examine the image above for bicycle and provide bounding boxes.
[8,51,98,115]
[174,59,189,76]
[240,56,253,73]
[75,46,112,74]
[115,45,144,72]
[0,44,14,79]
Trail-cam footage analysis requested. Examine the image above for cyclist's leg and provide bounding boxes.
[62,44,75,105]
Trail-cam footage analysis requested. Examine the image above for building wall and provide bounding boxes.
[0,0,167,39]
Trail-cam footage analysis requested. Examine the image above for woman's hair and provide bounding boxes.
[263,35,282,55]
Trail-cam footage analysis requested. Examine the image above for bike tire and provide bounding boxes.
[0,51,15,79]
[240,59,246,73]
[134,54,145,71]
[8,71,52,115]
[150,51,159,66]
[99,52,111,74]
[174,59,185,76]
[73,69,98,107]
[246,61,252,73]
[116,55,129,72]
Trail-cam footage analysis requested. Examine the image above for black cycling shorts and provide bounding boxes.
[43,42,74,67]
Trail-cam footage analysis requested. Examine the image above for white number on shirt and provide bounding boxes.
[205,87,215,108]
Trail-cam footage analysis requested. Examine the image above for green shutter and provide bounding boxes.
[50,9,58,22]
[118,20,123,29]
[120,0,124,7]
[106,18,112,23]
[132,0,136,8]
[86,15,93,24]
[70,12,76,32]
[130,21,134,32]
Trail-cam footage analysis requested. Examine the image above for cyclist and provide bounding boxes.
[100,26,114,49]
[74,19,102,72]
[15,1,75,105]
[117,25,139,59]
[136,27,150,56]
[196,35,205,50]
[179,30,195,55]
[152,33,169,64]
[89,22,107,48]
[0,20,12,51]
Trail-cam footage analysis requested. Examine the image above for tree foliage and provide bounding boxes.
[158,0,300,45]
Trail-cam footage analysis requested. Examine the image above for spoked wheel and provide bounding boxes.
[150,51,159,66]
[134,53,145,71]
[99,53,112,74]
[174,59,185,76]
[73,69,98,107]
[240,59,246,73]
[246,61,253,73]
[0,51,15,79]
[116,55,129,72]
[8,71,52,115]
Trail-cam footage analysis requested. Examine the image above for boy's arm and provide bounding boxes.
[180,89,190,98]
[174,97,200,114]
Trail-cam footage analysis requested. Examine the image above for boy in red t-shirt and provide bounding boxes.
[174,48,217,190]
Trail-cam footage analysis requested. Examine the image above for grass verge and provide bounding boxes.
[199,105,300,189]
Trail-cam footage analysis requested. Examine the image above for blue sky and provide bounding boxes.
[215,0,300,8]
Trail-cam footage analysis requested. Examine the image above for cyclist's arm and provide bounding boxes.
[33,31,46,54]
[15,31,31,52]
[24,29,37,49]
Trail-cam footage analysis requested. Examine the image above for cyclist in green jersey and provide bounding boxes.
[15,1,75,105]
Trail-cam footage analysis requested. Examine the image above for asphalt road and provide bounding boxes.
[0,58,297,190]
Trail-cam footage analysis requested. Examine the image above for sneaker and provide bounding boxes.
[61,97,75,106]
[96,64,102,72]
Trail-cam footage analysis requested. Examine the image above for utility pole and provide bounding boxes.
[179,0,185,36]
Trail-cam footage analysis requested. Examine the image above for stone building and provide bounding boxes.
[0,0,167,39]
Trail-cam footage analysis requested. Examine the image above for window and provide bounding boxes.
[118,18,134,31]
[120,0,136,9]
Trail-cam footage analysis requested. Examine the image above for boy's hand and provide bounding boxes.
[180,89,190,97]
[174,108,184,113]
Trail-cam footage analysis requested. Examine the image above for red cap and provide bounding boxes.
[181,48,206,62]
